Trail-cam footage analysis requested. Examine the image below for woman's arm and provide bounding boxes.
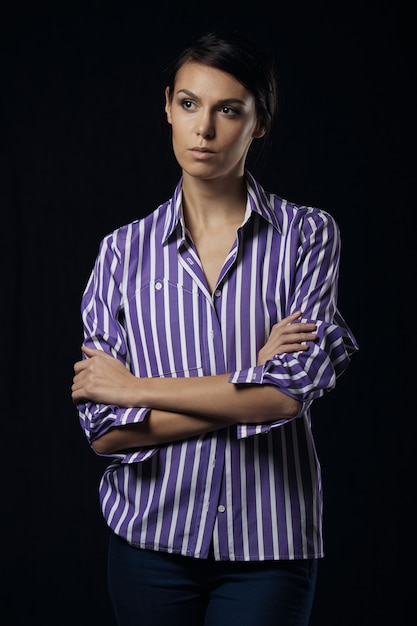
[72,311,316,452]
[73,355,301,421]
[91,410,235,454]
[87,376,298,454]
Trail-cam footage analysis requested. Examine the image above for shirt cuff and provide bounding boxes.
[228,366,308,440]
[90,406,159,464]
[229,365,264,385]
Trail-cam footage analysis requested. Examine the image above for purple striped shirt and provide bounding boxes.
[77,171,358,561]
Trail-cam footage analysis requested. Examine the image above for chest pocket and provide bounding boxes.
[124,278,206,378]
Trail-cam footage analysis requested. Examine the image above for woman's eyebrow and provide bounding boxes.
[176,88,247,107]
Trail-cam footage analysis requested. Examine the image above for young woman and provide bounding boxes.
[72,30,358,626]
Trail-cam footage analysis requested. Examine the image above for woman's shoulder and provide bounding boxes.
[102,198,173,246]
[274,197,340,243]
[247,172,337,229]
[274,194,337,225]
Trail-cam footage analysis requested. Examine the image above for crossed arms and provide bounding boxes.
[71,311,317,454]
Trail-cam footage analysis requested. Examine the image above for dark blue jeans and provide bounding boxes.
[107,532,318,626]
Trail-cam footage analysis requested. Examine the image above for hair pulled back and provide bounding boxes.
[166,30,278,137]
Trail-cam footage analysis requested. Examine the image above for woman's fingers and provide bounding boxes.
[275,311,303,327]
[257,315,318,364]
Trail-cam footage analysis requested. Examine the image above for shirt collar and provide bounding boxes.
[245,170,282,232]
[162,170,282,243]
[162,177,184,243]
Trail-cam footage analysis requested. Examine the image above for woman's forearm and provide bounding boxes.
[90,374,300,455]
[73,346,301,452]
[92,409,234,454]
[77,353,301,455]
[127,374,299,423]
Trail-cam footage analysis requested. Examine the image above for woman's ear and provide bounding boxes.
[165,87,172,124]
[252,123,266,139]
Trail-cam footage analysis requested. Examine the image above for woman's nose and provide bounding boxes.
[196,114,214,139]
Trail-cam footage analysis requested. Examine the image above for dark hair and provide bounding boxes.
[165,30,278,137]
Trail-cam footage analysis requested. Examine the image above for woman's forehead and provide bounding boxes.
[174,62,252,102]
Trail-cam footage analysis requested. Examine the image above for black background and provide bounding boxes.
[1,1,413,624]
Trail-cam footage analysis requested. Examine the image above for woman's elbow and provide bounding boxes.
[91,431,115,455]
[247,389,300,424]
[280,395,300,419]
[91,424,142,454]
[259,393,299,423]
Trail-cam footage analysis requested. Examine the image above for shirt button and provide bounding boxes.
[155,281,162,290]
[218,505,225,513]
[214,289,221,297]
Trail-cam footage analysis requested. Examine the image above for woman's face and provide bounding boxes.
[165,62,264,181]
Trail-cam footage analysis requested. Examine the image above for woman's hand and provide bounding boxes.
[257,311,317,365]
[71,346,139,406]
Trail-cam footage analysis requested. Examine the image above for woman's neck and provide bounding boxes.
[181,172,247,230]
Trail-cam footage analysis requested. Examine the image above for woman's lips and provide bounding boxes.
[189,147,216,160]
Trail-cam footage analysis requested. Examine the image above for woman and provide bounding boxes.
[72,29,358,626]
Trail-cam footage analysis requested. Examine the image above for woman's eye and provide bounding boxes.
[182,100,196,110]
[221,106,238,116]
